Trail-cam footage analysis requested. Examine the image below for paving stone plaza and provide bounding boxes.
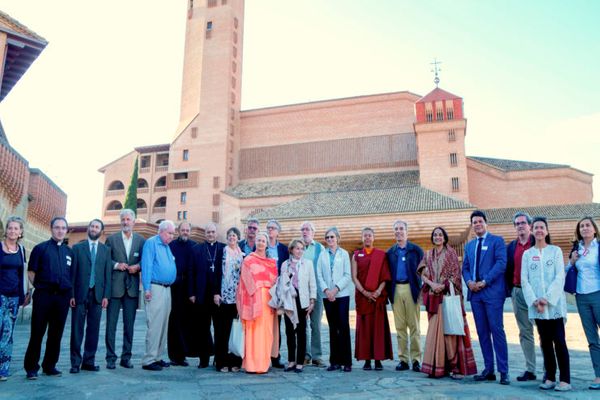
[0,300,596,400]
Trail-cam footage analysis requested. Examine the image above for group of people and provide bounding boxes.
[0,209,599,393]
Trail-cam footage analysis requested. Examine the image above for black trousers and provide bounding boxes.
[284,294,307,364]
[213,303,242,369]
[70,288,103,367]
[167,282,193,362]
[24,288,70,372]
[191,302,214,364]
[535,318,570,383]
[324,296,352,367]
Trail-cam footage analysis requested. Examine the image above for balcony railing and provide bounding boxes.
[138,187,149,194]
[106,189,124,196]
[154,186,167,192]
[153,207,166,214]
[155,165,168,172]
[139,167,150,174]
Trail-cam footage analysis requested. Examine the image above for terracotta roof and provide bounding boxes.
[226,170,420,199]
[134,143,170,154]
[416,87,461,103]
[468,156,569,172]
[483,203,600,224]
[0,10,47,43]
[252,186,473,220]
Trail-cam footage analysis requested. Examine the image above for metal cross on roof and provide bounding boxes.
[430,58,442,87]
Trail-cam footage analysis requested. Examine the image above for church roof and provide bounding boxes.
[483,203,600,224]
[468,156,570,172]
[252,186,473,220]
[134,143,170,154]
[0,10,47,43]
[225,170,420,199]
[416,87,461,103]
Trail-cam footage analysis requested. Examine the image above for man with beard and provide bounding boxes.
[104,209,145,369]
[167,222,197,366]
[188,223,224,368]
[69,219,112,373]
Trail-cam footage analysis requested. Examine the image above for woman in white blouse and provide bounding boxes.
[521,217,571,392]
[280,239,316,373]
[317,227,354,372]
[568,216,600,390]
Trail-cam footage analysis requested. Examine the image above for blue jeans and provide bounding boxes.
[0,295,19,377]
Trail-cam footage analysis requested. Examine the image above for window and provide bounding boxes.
[212,211,220,223]
[448,129,456,142]
[106,200,123,211]
[183,211,188,220]
[436,108,444,121]
[450,153,458,167]
[136,198,147,209]
[140,155,151,168]
[180,192,187,204]
[183,149,189,161]
[232,61,237,73]
[213,194,220,206]
[207,0,217,7]
[174,172,188,180]
[206,21,213,38]
[447,109,454,120]
[425,110,433,122]
[233,46,237,58]
[137,178,148,188]
[233,31,237,44]
[177,211,182,221]
[231,77,236,88]
[234,17,239,29]
[108,180,125,190]
[191,127,198,138]
[451,177,460,192]
[213,176,220,189]
[155,176,166,188]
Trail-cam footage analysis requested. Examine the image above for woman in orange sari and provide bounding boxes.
[236,232,278,374]
[418,227,477,379]
[351,227,393,371]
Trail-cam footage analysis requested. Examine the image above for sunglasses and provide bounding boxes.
[325,236,336,239]
[247,226,258,230]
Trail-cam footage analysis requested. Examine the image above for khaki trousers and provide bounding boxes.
[142,284,171,366]
[392,283,421,363]
[511,287,537,373]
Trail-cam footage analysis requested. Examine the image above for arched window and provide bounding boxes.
[106,200,123,210]
[155,176,166,188]
[136,198,147,209]
[154,197,167,208]
[108,180,125,190]
[137,178,148,188]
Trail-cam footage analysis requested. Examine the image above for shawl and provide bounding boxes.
[417,246,461,314]
[269,263,299,328]
[236,252,277,321]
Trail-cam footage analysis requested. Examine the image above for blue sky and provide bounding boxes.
[0,1,598,221]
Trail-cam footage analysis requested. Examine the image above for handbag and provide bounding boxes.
[228,317,245,357]
[564,265,577,295]
[564,241,580,295]
[442,283,465,336]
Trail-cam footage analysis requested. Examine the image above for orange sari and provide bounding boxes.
[236,252,278,373]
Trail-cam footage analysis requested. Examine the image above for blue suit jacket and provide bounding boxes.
[462,232,507,301]
[386,241,424,304]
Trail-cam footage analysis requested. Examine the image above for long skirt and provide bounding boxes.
[355,306,393,361]
[242,287,277,373]
[421,303,477,377]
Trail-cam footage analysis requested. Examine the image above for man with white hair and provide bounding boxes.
[141,220,177,371]
[300,221,325,367]
[104,209,145,370]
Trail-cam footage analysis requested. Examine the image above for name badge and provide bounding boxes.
[402,257,406,261]
[358,253,364,257]
[481,246,488,251]
[532,256,540,261]
[134,252,139,257]
[66,255,72,266]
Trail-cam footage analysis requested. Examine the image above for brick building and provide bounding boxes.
[0,11,67,249]
[99,0,598,251]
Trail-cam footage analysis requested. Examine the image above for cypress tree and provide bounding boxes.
[123,156,138,213]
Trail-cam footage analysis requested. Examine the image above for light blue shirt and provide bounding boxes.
[141,235,176,291]
[574,239,600,295]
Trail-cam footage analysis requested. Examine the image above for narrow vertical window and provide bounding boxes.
[450,153,457,166]
[451,177,460,192]
[182,149,189,161]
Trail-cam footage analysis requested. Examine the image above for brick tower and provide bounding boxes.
[168,0,244,225]
[414,87,470,203]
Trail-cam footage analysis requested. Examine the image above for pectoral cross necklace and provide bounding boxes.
[206,243,217,272]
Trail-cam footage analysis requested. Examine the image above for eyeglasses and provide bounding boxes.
[266,226,278,230]
[325,236,336,239]
[514,221,528,226]
[247,226,258,231]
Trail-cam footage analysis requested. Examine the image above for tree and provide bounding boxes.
[123,156,138,213]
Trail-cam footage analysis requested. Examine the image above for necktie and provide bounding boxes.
[475,237,483,282]
[90,242,97,288]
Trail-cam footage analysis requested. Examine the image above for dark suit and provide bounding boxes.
[70,240,112,368]
[188,241,224,364]
[462,232,508,374]
[104,232,145,364]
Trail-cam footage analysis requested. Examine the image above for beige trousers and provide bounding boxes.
[142,284,171,366]
[392,283,421,363]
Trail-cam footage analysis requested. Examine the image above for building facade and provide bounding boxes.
[99,0,597,250]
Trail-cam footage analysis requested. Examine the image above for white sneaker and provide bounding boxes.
[539,381,556,390]
[554,383,572,392]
